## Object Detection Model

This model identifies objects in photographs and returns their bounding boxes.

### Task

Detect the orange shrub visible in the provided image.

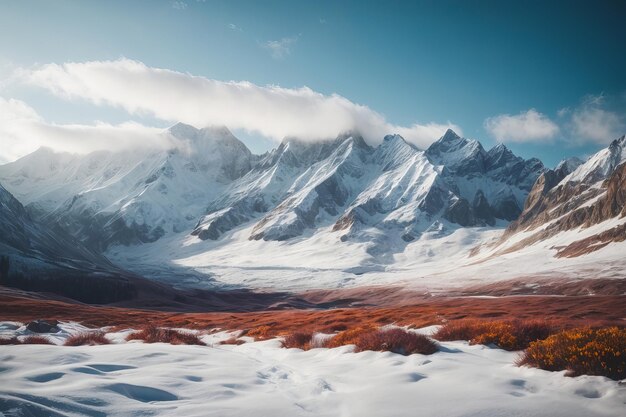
[64,332,110,346]
[282,332,313,350]
[126,325,205,346]
[324,326,376,348]
[22,335,54,345]
[432,320,491,342]
[353,328,438,355]
[518,327,626,380]
[434,319,557,351]
[247,325,274,340]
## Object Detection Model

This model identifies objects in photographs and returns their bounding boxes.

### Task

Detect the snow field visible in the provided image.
[0,322,624,417]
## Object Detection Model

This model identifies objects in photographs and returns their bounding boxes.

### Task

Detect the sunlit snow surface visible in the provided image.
[0,322,623,417]
[107,215,626,291]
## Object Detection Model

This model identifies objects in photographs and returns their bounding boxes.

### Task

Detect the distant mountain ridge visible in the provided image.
[0,125,545,252]
[2,123,625,294]
[0,124,257,250]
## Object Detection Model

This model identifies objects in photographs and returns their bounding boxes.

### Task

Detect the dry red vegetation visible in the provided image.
[21,335,54,345]
[324,326,376,348]
[353,328,438,355]
[433,319,491,341]
[280,326,438,355]
[433,319,558,350]
[518,327,626,380]
[280,327,438,355]
[0,292,623,341]
[282,332,313,349]
[0,336,20,345]
[64,332,111,346]
[246,325,273,340]
[126,325,206,346]
[0,336,54,345]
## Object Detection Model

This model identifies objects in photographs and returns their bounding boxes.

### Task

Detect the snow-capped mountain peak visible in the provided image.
[0,123,258,249]
[440,128,462,142]
[428,129,483,159]
[555,156,584,176]
[486,143,513,163]
[426,130,487,176]
[562,135,626,185]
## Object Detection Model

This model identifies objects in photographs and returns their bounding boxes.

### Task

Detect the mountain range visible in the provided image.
[0,124,624,297]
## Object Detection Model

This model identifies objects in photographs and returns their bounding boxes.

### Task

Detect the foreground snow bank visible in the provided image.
[0,324,624,416]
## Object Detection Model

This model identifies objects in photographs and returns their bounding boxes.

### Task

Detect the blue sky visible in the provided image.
[1,0,625,166]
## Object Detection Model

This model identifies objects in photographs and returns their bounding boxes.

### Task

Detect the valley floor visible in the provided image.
[1,323,624,417]
[106,219,626,292]
[1,288,624,330]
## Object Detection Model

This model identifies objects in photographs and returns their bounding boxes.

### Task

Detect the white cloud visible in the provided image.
[556,107,570,118]
[171,1,187,10]
[0,97,167,164]
[263,37,298,59]
[569,95,624,144]
[228,23,242,32]
[16,58,461,149]
[484,109,559,143]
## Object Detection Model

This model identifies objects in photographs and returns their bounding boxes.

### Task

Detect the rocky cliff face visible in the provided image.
[495,135,626,257]
[426,129,545,225]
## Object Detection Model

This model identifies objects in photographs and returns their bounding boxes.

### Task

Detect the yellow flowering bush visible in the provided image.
[518,327,626,380]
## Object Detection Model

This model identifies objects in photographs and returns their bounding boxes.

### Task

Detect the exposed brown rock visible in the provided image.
[593,160,626,221]
[555,222,626,258]
[333,210,356,232]
[491,162,626,257]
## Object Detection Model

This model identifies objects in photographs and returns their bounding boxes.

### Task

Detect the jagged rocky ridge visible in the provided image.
[0,124,545,250]
[495,135,626,257]
[192,128,545,243]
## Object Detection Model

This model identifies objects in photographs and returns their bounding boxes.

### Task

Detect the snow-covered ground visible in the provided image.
[1,322,624,417]
[107,215,626,292]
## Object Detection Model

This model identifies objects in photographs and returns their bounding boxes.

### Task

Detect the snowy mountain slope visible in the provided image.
[563,135,626,184]
[333,135,453,247]
[191,135,361,241]
[483,135,626,260]
[9,123,603,292]
[1,125,543,251]
[193,129,544,247]
[0,183,142,302]
[426,129,545,222]
[250,135,372,241]
[0,183,109,268]
[104,130,557,290]
[0,124,255,250]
